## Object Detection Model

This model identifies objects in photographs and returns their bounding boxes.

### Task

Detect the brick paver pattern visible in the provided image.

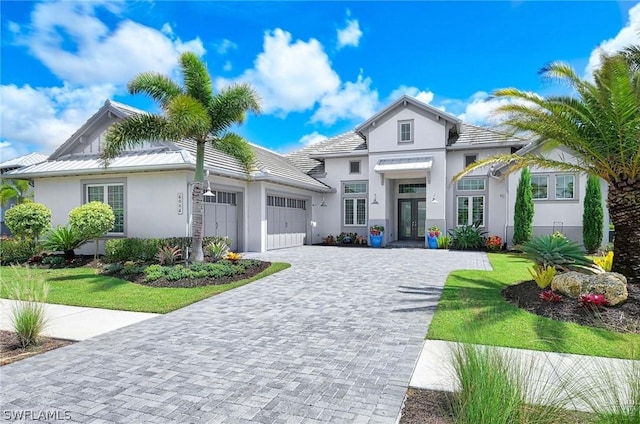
[1,246,491,423]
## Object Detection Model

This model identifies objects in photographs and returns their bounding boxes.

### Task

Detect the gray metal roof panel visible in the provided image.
[0,152,49,170]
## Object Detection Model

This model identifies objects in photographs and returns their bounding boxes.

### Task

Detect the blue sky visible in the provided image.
[1,1,639,160]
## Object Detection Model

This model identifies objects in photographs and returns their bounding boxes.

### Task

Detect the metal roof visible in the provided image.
[0,152,48,170]
[374,156,433,173]
[5,149,194,178]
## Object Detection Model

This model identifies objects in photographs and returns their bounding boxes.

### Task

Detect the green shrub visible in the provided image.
[103,263,124,274]
[523,235,596,273]
[528,265,557,289]
[583,175,604,253]
[105,237,231,263]
[43,225,86,259]
[155,245,182,265]
[449,223,487,250]
[206,240,229,262]
[5,266,50,348]
[0,238,39,265]
[513,167,534,245]
[41,256,64,267]
[437,235,452,249]
[69,202,115,259]
[4,202,51,240]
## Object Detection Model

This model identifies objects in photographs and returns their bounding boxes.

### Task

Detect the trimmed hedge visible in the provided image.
[105,237,231,263]
[0,238,39,265]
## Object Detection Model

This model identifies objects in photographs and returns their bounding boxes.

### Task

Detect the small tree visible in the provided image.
[583,174,604,253]
[513,167,534,245]
[69,202,115,259]
[4,202,51,241]
[0,179,33,206]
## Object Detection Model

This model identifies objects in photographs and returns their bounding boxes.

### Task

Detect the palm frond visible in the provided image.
[211,132,256,174]
[208,83,262,135]
[180,52,214,108]
[452,153,593,183]
[101,114,174,164]
[127,72,183,108]
[165,94,211,140]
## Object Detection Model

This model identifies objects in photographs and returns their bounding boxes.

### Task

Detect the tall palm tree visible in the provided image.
[454,48,640,284]
[102,52,261,262]
[0,179,33,206]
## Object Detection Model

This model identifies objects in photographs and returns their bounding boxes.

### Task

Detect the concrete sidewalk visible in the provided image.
[410,340,638,411]
[0,299,159,341]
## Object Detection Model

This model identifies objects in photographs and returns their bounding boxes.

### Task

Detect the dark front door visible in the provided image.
[398,199,426,240]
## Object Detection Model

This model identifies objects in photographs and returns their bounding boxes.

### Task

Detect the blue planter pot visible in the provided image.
[369,233,383,248]
[427,235,438,249]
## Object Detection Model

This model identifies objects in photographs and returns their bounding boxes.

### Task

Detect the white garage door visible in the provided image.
[267,195,307,250]
[204,190,238,250]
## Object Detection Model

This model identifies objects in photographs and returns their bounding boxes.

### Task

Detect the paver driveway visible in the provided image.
[1,246,490,423]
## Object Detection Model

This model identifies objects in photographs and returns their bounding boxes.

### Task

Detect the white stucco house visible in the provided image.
[6,95,609,253]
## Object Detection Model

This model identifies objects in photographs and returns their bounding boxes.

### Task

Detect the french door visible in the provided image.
[398,199,426,240]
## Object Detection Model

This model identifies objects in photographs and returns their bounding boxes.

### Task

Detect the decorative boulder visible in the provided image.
[551,271,628,306]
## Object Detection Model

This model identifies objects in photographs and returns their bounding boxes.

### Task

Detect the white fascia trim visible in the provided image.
[8,163,195,179]
[447,141,528,151]
[308,151,368,160]
[251,174,334,193]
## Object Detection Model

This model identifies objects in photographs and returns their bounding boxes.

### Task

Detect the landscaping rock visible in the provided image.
[551,271,628,306]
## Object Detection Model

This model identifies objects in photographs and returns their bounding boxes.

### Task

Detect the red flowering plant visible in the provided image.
[485,235,502,252]
[428,227,441,238]
[539,290,563,303]
[578,293,609,311]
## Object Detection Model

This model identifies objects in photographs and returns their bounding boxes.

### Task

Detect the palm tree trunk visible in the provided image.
[190,141,206,263]
[608,178,640,285]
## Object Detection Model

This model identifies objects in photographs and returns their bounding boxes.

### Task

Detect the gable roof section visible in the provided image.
[450,123,529,148]
[355,95,461,134]
[285,131,367,175]
[252,145,331,191]
[49,100,146,160]
[0,152,48,171]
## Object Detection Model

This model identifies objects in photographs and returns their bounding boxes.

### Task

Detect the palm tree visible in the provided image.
[0,179,33,206]
[454,48,640,284]
[102,52,261,262]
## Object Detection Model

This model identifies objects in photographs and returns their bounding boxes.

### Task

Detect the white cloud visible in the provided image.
[8,21,20,34]
[337,19,362,49]
[388,85,435,105]
[457,90,534,125]
[223,60,232,71]
[299,131,328,146]
[161,22,173,36]
[21,1,205,86]
[218,29,340,115]
[585,3,640,77]
[311,73,379,125]
[216,39,238,55]
[0,83,116,155]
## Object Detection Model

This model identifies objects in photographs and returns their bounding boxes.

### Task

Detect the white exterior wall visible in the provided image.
[315,156,368,240]
[245,182,266,252]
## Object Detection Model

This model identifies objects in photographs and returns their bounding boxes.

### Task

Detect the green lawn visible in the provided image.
[428,253,640,360]
[0,262,290,314]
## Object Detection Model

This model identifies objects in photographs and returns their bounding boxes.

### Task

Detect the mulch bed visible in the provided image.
[502,279,640,334]
[399,389,455,424]
[0,330,74,366]
[118,260,272,288]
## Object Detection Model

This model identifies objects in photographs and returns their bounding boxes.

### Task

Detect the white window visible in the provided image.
[457,178,485,191]
[344,183,367,194]
[398,120,413,143]
[86,183,125,234]
[344,198,367,226]
[531,175,549,199]
[457,196,485,226]
[464,154,477,168]
[349,161,361,174]
[555,174,575,199]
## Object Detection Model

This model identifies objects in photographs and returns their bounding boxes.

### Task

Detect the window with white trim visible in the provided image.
[457,178,486,191]
[349,161,361,174]
[344,198,367,226]
[555,174,575,199]
[456,196,485,226]
[398,120,413,143]
[531,175,549,199]
[85,183,125,234]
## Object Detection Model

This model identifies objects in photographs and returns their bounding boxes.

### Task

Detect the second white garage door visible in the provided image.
[267,195,307,250]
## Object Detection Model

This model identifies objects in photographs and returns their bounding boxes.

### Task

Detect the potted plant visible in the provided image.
[369,225,384,248]
[427,226,440,249]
